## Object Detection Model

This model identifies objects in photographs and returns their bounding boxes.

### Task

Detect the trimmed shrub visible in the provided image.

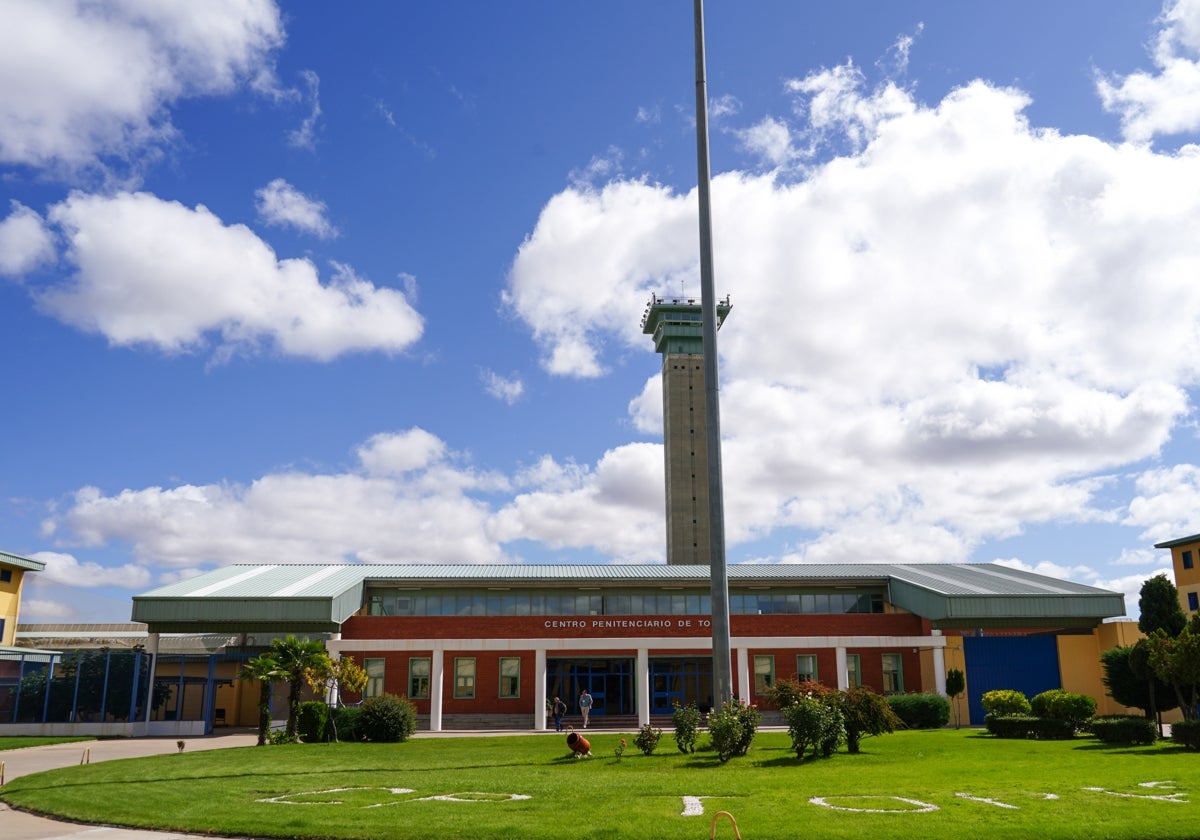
[981,689,1031,717]
[359,693,417,743]
[986,714,1075,740]
[707,699,760,762]
[887,692,950,729]
[784,696,843,759]
[331,705,364,741]
[633,723,662,755]
[1030,689,1097,729]
[672,702,702,754]
[297,701,329,742]
[1090,715,1157,746]
[1171,719,1200,751]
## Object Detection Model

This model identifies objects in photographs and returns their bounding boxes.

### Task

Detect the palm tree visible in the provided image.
[239,655,284,746]
[271,635,332,739]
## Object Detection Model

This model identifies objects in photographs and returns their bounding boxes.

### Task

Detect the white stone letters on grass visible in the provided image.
[257,780,1187,813]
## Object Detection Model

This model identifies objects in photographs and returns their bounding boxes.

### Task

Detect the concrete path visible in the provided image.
[1,733,258,840]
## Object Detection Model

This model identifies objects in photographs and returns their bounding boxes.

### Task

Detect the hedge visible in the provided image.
[1171,719,1200,751]
[887,693,950,729]
[1090,715,1157,746]
[332,705,364,741]
[985,714,1075,740]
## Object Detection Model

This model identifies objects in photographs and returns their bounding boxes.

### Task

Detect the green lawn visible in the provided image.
[0,736,94,751]
[1,729,1196,839]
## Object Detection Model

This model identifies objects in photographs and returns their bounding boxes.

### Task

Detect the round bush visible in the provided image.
[784,696,843,759]
[981,689,1031,717]
[1030,689,1096,728]
[359,693,417,742]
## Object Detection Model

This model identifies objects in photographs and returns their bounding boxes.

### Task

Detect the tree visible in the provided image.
[1147,625,1200,722]
[945,668,966,729]
[1138,574,1187,638]
[239,655,284,746]
[1100,644,1178,717]
[837,687,900,753]
[270,636,332,740]
[321,656,368,742]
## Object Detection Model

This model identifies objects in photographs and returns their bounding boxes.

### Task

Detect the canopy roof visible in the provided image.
[0,549,45,572]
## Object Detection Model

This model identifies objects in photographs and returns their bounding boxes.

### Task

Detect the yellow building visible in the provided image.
[1153,534,1200,617]
[0,550,44,646]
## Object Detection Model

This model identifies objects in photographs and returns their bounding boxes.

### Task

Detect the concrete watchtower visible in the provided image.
[641,294,732,565]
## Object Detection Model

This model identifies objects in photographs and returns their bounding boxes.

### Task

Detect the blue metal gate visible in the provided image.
[963,636,1060,725]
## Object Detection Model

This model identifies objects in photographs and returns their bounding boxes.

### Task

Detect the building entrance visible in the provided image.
[545,657,635,718]
[649,657,713,714]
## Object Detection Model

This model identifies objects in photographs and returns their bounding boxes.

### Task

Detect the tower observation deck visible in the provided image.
[641,294,732,565]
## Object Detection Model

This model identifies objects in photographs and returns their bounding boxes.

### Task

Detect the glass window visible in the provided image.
[753,655,775,695]
[408,657,430,699]
[846,654,861,688]
[882,653,903,694]
[796,654,817,683]
[1184,550,1195,570]
[454,657,476,699]
[1188,592,1198,612]
[364,658,385,698]
[499,657,520,698]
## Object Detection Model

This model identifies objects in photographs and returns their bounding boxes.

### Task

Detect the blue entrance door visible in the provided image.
[963,636,1060,725]
[649,657,713,714]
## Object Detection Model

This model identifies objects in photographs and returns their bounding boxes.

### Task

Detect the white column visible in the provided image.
[430,648,444,733]
[637,648,650,727]
[142,632,159,736]
[933,644,947,695]
[534,648,547,730]
[735,647,750,705]
[835,646,848,691]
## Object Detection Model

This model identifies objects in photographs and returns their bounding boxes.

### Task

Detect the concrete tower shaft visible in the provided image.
[641,294,731,565]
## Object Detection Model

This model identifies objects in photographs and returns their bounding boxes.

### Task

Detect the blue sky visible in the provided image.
[3,0,1200,623]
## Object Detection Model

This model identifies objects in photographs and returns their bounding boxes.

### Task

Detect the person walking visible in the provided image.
[552,696,566,731]
[579,688,593,728]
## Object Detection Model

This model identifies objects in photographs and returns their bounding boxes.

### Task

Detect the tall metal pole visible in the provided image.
[693,0,733,707]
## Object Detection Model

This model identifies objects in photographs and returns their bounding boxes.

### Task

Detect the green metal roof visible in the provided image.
[131,562,1126,634]
[0,549,46,572]
[1153,534,1200,549]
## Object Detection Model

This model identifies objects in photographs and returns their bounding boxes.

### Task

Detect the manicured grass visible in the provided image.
[0,736,94,751]
[1,729,1196,839]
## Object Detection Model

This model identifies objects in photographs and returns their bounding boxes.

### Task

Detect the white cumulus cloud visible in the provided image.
[504,70,1200,562]
[35,191,423,361]
[255,178,338,239]
[0,0,284,170]
[1098,0,1200,143]
[0,201,55,275]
